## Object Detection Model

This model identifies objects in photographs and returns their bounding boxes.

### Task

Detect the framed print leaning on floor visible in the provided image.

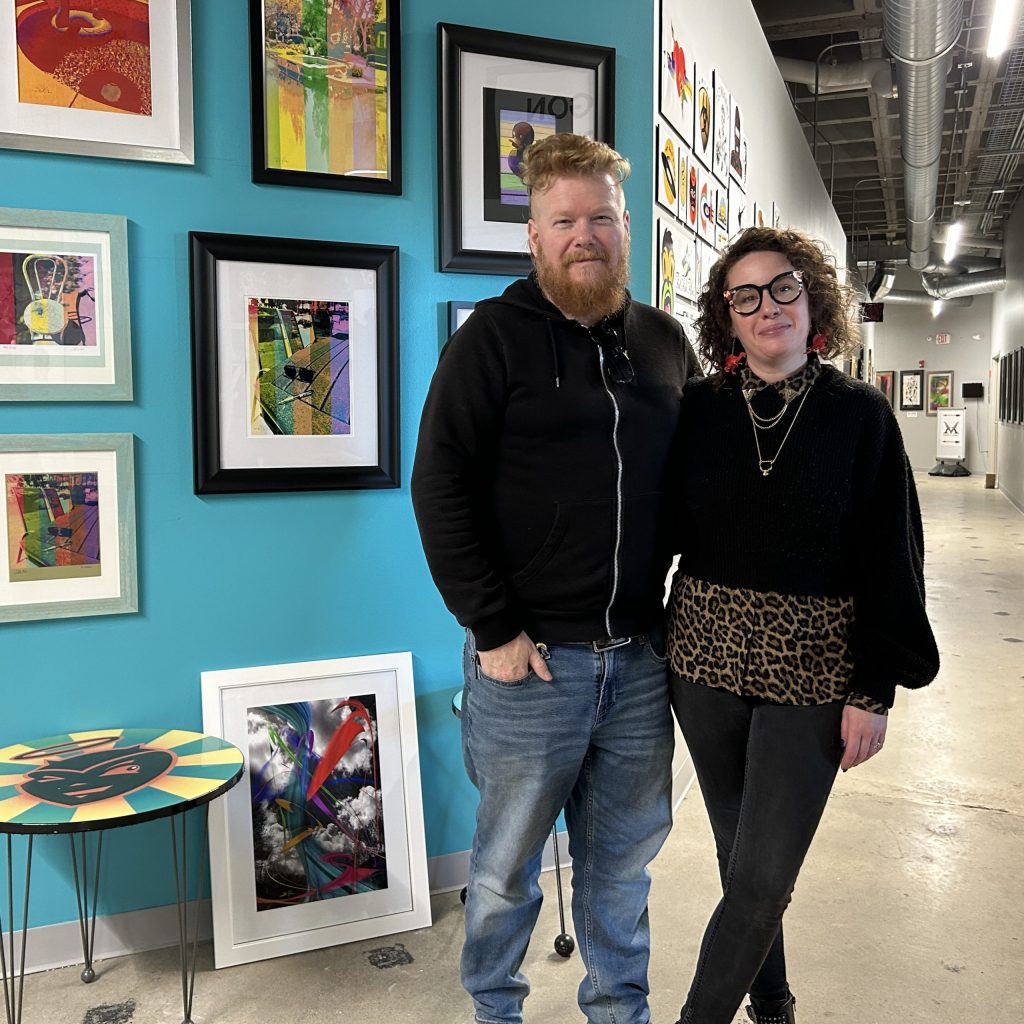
[0,433,137,623]
[0,207,132,401]
[201,651,431,968]
[189,232,399,494]
[1,0,193,164]
[249,0,402,193]
[438,23,615,274]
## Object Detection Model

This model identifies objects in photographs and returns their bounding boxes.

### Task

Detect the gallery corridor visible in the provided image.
[21,474,1024,1024]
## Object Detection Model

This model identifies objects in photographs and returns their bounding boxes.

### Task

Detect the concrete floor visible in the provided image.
[22,474,1024,1023]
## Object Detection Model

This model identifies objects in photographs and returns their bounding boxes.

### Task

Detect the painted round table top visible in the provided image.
[0,728,244,834]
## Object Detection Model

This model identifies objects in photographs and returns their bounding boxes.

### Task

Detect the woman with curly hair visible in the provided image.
[667,227,939,1024]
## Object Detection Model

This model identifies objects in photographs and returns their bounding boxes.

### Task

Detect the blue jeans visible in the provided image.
[670,676,844,1024]
[460,630,674,1024]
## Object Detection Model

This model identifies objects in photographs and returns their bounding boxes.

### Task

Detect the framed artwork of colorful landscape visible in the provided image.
[1,433,138,623]
[1,0,194,164]
[189,231,399,494]
[0,207,133,401]
[249,0,402,193]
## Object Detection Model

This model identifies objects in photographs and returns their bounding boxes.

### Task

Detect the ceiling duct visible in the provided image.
[921,268,1007,298]
[883,0,964,271]
[867,260,897,299]
[775,57,896,98]
[881,289,973,306]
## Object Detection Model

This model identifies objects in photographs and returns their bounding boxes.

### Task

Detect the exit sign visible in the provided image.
[936,332,951,345]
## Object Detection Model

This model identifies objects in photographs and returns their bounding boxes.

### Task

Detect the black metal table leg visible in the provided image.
[169,807,209,1024]
[0,834,33,1024]
[68,832,103,983]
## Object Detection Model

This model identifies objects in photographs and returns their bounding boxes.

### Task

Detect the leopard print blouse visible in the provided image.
[668,574,888,715]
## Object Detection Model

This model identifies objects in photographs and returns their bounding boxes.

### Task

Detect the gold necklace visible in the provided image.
[744,381,814,476]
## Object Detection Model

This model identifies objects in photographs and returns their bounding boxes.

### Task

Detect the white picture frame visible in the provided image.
[201,652,431,969]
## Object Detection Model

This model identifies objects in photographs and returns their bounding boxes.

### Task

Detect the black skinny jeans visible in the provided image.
[670,676,844,1024]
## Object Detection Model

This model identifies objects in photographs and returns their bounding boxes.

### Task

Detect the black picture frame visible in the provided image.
[999,354,1008,421]
[190,232,399,494]
[248,0,402,194]
[899,369,925,412]
[438,23,615,275]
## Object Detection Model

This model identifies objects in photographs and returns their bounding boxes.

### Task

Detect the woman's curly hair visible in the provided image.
[694,227,859,373]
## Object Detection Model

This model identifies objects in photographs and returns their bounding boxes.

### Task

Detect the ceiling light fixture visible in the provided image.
[987,0,1022,58]
[943,222,963,264]
[932,300,944,318]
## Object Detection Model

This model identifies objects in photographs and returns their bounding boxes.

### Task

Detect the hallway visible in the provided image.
[19,475,1024,1023]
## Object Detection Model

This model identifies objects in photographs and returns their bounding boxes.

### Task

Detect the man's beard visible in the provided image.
[534,238,630,323]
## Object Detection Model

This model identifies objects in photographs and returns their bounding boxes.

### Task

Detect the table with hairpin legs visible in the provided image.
[0,728,244,1024]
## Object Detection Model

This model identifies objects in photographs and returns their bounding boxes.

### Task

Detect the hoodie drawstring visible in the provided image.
[548,322,561,389]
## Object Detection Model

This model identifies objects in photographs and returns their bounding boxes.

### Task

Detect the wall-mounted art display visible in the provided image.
[729,95,744,183]
[657,219,677,316]
[728,178,746,240]
[1,0,193,164]
[772,202,783,228]
[438,23,614,275]
[900,369,924,412]
[683,149,698,232]
[674,230,697,304]
[875,370,895,408]
[655,124,681,217]
[0,432,137,623]
[201,651,431,968]
[189,232,399,494]
[0,207,132,401]
[697,163,715,244]
[999,354,1008,421]
[658,0,693,148]
[926,370,953,416]
[447,301,476,338]
[1012,348,1022,423]
[248,0,401,194]
[693,63,712,170]
[712,70,730,186]
[752,201,768,229]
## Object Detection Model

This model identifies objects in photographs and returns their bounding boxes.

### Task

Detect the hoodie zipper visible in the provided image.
[593,335,624,637]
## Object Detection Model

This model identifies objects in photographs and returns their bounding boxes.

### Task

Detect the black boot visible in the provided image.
[745,993,796,1024]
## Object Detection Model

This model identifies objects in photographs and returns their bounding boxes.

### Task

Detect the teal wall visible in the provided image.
[0,0,654,928]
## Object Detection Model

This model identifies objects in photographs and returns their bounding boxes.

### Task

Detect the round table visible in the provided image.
[0,727,243,1024]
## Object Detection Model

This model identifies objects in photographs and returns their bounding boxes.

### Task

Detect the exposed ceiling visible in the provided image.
[752,0,1024,269]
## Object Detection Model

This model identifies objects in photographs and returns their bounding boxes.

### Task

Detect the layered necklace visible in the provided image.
[739,359,818,477]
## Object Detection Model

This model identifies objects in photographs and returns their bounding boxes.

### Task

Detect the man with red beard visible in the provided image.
[412,134,700,1024]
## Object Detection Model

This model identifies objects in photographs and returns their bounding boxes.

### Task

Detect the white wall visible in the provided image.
[871,268,994,474]
[992,196,1024,510]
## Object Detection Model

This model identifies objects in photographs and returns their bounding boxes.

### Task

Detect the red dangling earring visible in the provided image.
[724,350,746,373]
[808,330,827,354]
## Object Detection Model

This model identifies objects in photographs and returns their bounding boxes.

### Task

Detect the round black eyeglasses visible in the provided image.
[723,270,805,316]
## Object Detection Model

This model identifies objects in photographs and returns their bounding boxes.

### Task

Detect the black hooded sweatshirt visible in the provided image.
[412,274,701,651]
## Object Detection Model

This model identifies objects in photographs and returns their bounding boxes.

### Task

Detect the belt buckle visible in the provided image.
[592,636,632,652]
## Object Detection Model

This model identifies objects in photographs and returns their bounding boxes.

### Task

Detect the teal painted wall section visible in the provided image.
[0,0,653,928]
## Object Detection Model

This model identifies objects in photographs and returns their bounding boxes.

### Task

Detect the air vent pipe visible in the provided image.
[921,268,1006,298]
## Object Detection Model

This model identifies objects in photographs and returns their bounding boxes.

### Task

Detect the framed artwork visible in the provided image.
[655,124,681,218]
[693,63,713,170]
[658,0,693,148]
[752,201,769,230]
[875,369,895,408]
[447,300,476,338]
[189,232,399,495]
[696,163,713,243]
[1,0,193,164]
[656,219,676,315]
[712,69,730,185]
[438,23,615,275]
[772,201,783,228]
[999,354,1008,421]
[248,0,401,194]
[1,432,137,623]
[729,96,744,183]
[1009,350,1017,423]
[0,207,132,401]
[715,185,728,233]
[674,227,697,304]
[728,178,747,240]
[1014,348,1022,423]
[926,370,953,415]
[900,369,924,412]
[201,651,431,968]
[683,149,698,232]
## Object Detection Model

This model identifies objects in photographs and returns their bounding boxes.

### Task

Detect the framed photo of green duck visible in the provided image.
[249,0,402,194]
[189,231,399,495]
[899,369,924,412]
[438,23,615,275]
[1,1,194,164]
[0,207,133,401]
[0,432,137,623]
